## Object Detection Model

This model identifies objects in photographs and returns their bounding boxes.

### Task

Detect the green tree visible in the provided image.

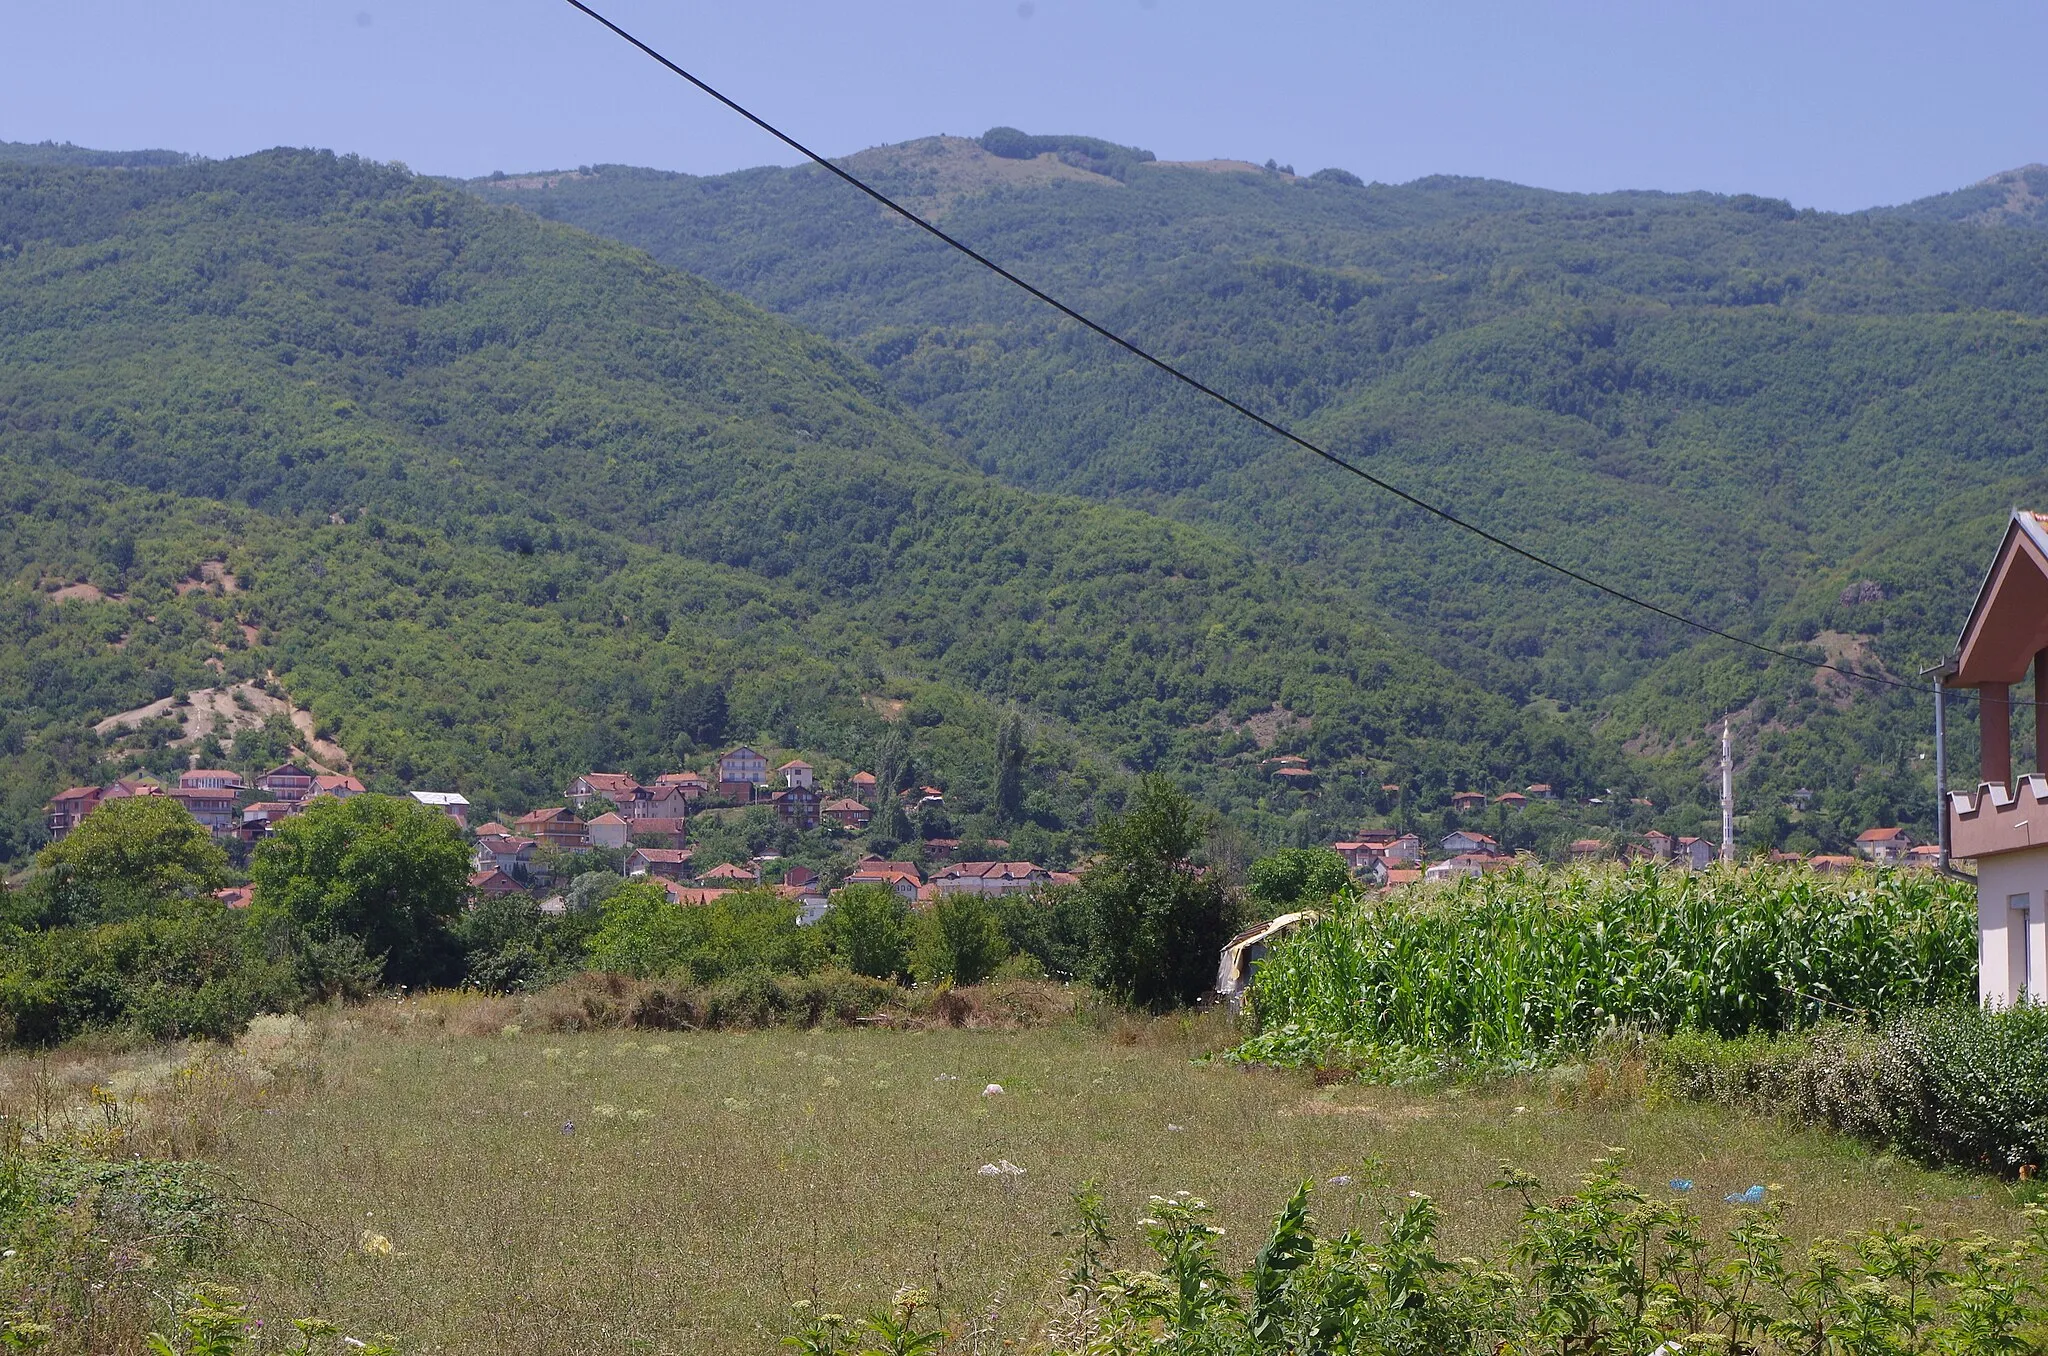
[1083,776,1239,1009]
[33,795,229,923]
[821,882,911,979]
[585,879,694,978]
[1246,847,1351,911]
[992,713,1026,824]
[249,793,470,988]
[911,892,1009,986]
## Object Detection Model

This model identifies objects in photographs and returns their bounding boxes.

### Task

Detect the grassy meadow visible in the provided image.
[26,992,2033,1354]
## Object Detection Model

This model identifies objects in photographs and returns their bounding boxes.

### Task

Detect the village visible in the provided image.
[42,738,1941,923]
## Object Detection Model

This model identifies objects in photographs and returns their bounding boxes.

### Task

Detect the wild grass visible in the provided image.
[0,990,2012,1353]
[1244,864,1975,1071]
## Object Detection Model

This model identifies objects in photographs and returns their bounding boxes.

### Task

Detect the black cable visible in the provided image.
[562,0,1981,705]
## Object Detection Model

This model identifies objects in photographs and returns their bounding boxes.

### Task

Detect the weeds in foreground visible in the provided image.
[1022,1154,2048,1354]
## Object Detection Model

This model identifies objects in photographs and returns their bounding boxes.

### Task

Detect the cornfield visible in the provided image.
[1243,864,1976,1068]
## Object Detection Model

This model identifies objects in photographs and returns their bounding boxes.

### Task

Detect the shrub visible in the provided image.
[1664,1005,2048,1172]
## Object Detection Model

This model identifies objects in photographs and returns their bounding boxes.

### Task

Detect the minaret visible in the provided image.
[1720,719,1735,865]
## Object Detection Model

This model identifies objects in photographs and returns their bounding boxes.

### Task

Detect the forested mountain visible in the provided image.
[0,150,1612,862]
[1883,165,2048,229]
[468,134,2048,843]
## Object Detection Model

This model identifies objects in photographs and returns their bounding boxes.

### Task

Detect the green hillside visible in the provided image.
[1881,165,2048,229]
[468,135,2048,837]
[0,150,1620,861]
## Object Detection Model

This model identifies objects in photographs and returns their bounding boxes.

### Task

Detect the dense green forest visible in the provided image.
[0,149,1628,863]
[470,133,2048,844]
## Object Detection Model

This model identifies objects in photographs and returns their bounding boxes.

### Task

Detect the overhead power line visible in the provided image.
[561,0,1984,707]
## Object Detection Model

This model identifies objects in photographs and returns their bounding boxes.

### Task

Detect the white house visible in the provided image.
[1942,510,2048,1007]
[409,790,471,828]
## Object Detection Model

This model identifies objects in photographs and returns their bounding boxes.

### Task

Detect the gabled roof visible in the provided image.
[934,861,1048,881]
[473,821,510,837]
[469,868,523,894]
[699,862,757,881]
[587,812,628,827]
[717,746,764,761]
[515,806,579,825]
[574,772,641,794]
[627,847,695,864]
[1856,826,1909,842]
[654,770,708,785]
[662,883,732,906]
[409,790,470,807]
[821,797,870,812]
[49,785,100,803]
[777,759,813,771]
[849,771,878,785]
[1950,509,2048,686]
[258,763,311,779]
[313,774,365,794]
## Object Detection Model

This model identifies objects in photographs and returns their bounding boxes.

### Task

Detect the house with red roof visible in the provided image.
[931,861,1052,898]
[310,774,365,801]
[821,797,872,829]
[469,869,525,900]
[169,786,238,835]
[847,771,879,804]
[844,859,922,900]
[715,747,769,801]
[1449,791,1487,812]
[586,812,632,851]
[624,847,695,881]
[255,764,315,803]
[1854,826,1913,865]
[45,786,102,839]
[699,861,759,885]
[629,817,689,850]
[179,769,246,792]
[770,785,821,829]
[238,801,298,841]
[652,770,708,803]
[513,807,588,851]
[567,773,642,810]
[1439,829,1501,857]
[473,834,538,880]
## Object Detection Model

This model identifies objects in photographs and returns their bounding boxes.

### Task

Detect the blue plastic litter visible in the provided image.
[1725,1184,1766,1204]
[1668,1179,1694,1192]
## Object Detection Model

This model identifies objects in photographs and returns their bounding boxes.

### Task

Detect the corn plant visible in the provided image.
[1241,864,1976,1070]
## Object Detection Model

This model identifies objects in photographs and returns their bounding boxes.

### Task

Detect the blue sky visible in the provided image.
[5,1,2043,211]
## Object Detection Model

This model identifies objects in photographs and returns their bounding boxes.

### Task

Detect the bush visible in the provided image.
[1659,1005,2048,1172]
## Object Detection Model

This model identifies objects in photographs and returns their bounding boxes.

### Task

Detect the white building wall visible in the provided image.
[1976,846,2048,1006]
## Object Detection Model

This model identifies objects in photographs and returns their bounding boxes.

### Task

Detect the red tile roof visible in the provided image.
[576,772,642,794]
[1856,826,1908,843]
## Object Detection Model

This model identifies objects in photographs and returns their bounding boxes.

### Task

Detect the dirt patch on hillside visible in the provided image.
[863,694,909,722]
[1812,631,1890,709]
[94,680,351,771]
[48,581,116,603]
[174,560,239,595]
[837,136,1122,217]
[1204,703,1300,750]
